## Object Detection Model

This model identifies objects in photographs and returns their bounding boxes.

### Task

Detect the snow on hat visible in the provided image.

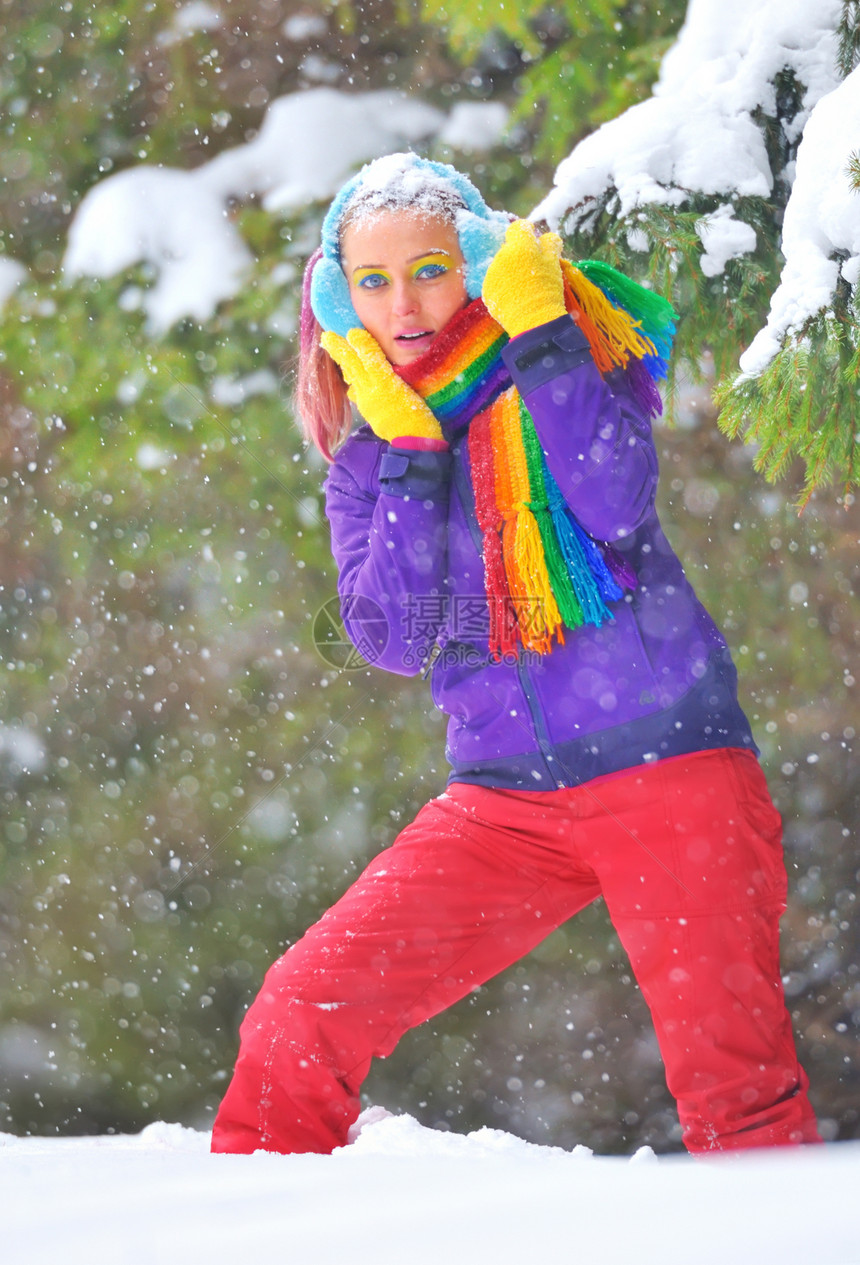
[309,152,510,335]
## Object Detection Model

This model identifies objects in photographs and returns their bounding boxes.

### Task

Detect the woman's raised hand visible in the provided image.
[482,220,567,338]
[320,328,444,444]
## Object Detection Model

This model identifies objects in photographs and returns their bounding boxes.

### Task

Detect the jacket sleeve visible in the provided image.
[501,314,658,542]
[324,431,452,676]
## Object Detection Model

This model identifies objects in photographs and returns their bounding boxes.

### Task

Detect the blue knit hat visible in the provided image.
[309,153,511,336]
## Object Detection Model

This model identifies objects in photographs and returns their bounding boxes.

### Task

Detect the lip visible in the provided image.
[396,328,434,341]
[394,329,435,352]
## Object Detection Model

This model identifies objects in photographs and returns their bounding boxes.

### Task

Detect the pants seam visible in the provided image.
[614,892,788,921]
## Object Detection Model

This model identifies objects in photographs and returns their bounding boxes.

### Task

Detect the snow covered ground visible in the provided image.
[4,1113,859,1265]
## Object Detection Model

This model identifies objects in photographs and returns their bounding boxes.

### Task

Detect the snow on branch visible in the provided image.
[63,166,255,334]
[740,65,860,376]
[0,256,27,310]
[536,0,841,223]
[63,88,506,334]
[533,0,849,376]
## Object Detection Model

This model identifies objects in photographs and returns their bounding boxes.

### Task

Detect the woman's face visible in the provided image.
[340,210,469,365]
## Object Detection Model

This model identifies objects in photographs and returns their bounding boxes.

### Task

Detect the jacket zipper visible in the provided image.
[515,656,566,788]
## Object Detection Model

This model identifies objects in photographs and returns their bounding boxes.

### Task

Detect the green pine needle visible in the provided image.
[715,310,860,508]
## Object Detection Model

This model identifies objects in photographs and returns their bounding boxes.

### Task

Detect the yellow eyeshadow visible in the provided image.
[410,253,451,277]
[353,266,391,285]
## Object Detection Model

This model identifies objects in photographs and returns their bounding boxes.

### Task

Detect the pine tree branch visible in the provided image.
[838,0,860,77]
[715,310,860,508]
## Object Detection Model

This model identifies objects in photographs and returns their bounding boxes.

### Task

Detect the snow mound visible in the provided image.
[344,1107,596,1161]
[3,1115,860,1265]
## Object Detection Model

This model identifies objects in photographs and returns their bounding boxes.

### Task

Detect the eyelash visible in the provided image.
[414,262,448,280]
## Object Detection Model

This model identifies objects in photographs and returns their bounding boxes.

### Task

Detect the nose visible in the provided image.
[390,277,419,317]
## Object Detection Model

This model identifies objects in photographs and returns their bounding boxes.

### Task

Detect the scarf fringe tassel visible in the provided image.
[562,259,676,417]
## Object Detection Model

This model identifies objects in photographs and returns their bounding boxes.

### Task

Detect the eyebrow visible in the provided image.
[351,249,453,271]
[409,249,452,262]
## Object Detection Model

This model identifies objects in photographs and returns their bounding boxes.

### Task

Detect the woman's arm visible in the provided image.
[502,314,658,543]
[324,431,452,676]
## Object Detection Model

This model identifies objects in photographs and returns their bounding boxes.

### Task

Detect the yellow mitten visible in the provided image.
[321,328,444,444]
[482,220,567,338]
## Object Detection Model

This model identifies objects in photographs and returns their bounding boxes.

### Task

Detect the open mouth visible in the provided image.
[396,329,433,342]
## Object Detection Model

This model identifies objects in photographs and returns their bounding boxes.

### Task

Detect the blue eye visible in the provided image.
[415,263,447,280]
[356,271,389,289]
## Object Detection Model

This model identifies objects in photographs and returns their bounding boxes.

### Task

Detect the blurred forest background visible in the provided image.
[0,0,857,1153]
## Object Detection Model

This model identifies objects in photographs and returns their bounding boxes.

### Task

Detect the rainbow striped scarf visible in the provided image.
[396,260,676,659]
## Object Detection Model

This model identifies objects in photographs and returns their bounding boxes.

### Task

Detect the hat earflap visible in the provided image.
[310,254,361,336]
[456,209,510,299]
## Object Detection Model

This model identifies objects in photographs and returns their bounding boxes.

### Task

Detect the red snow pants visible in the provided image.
[210,748,819,1155]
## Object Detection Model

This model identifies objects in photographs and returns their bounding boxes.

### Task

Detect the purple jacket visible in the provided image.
[324,314,756,790]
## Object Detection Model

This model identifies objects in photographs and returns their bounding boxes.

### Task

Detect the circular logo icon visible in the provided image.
[312,595,389,670]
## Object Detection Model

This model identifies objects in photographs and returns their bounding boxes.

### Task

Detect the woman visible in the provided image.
[211,153,819,1156]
